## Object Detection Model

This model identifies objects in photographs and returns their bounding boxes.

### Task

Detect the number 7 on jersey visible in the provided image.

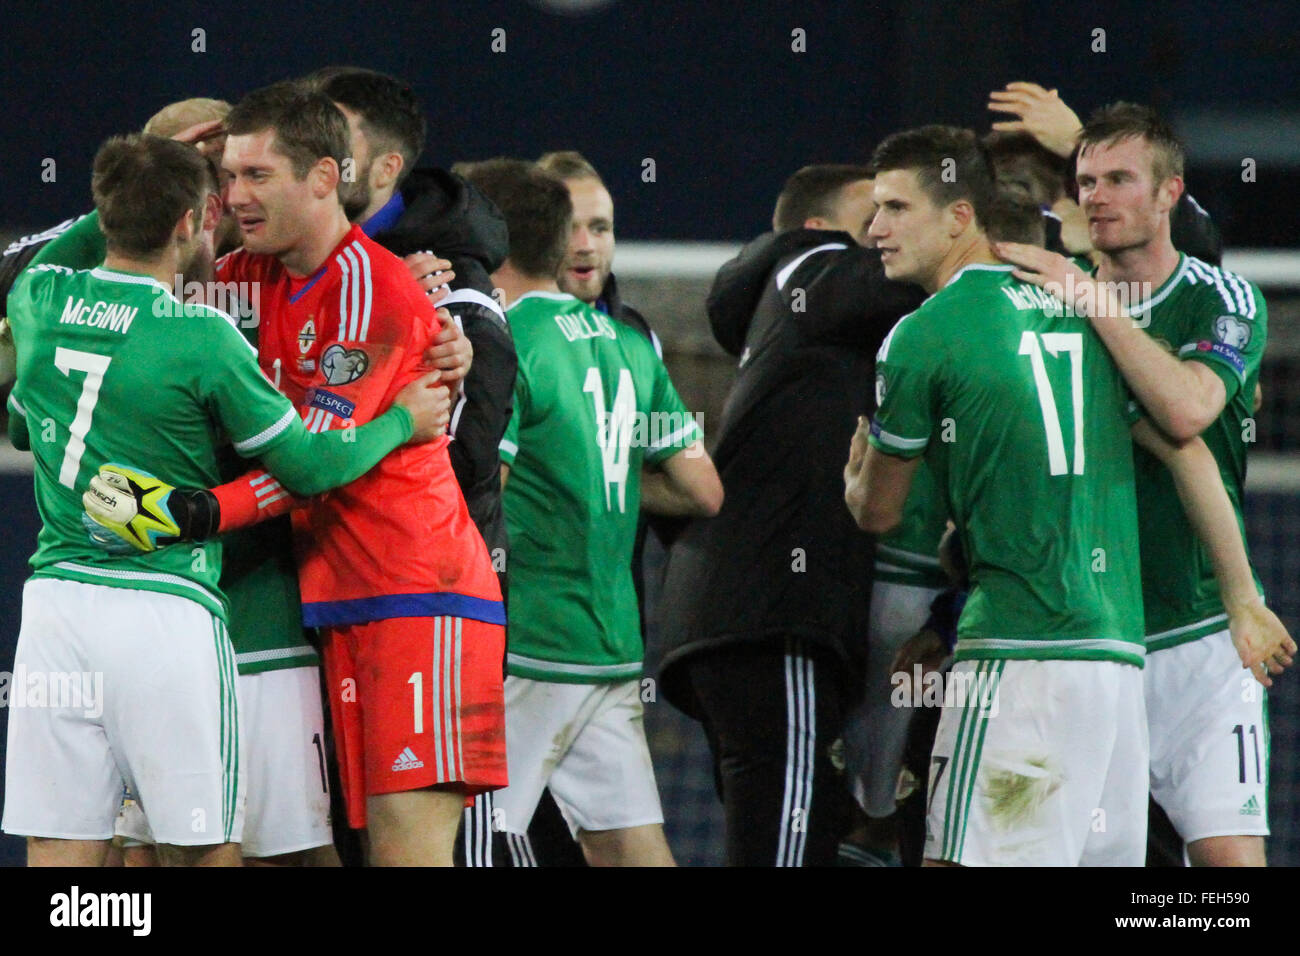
[53,346,112,488]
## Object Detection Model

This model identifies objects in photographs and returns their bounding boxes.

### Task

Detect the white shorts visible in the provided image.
[843,581,942,817]
[1146,629,1269,843]
[115,666,332,857]
[924,658,1148,866]
[492,676,664,836]
[2,578,244,846]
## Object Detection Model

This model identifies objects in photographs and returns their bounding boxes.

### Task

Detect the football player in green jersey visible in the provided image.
[842,125,1288,866]
[463,159,722,866]
[1,134,448,867]
[995,103,1295,866]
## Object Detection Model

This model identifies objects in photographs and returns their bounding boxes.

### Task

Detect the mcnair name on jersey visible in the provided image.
[59,296,138,335]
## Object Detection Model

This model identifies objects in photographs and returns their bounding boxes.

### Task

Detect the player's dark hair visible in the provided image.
[1078,101,1185,185]
[225,81,350,181]
[536,150,605,186]
[305,66,427,186]
[870,125,996,227]
[981,131,1069,207]
[92,134,210,258]
[983,191,1047,247]
[461,159,572,279]
[772,164,875,233]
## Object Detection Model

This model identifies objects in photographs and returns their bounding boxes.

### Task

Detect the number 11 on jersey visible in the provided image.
[1020,331,1084,476]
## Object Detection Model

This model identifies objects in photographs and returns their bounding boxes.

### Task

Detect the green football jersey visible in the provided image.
[500,291,701,682]
[870,264,1145,666]
[1122,255,1266,651]
[874,459,949,590]
[22,211,317,673]
[8,262,299,619]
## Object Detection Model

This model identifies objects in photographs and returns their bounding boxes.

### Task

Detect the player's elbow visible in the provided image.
[668,444,723,517]
[691,475,724,517]
[1162,406,1213,444]
[846,484,899,535]
[859,505,902,536]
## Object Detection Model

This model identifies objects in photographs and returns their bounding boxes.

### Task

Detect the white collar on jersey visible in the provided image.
[943,263,1015,288]
[513,290,577,304]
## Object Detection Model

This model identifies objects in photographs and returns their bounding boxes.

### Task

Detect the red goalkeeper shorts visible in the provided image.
[321,614,508,829]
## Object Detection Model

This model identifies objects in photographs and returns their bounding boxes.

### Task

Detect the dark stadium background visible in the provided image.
[1,0,1297,866]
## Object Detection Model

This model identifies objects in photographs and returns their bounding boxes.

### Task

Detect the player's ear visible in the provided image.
[1157,175,1184,215]
[313,156,341,199]
[949,199,974,236]
[174,206,198,244]
[202,193,224,234]
[376,150,405,191]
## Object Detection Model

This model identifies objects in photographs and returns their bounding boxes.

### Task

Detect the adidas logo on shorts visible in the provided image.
[392,747,425,772]
[1239,795,1262,816]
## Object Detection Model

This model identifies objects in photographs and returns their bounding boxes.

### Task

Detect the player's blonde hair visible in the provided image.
[142,98,232,139]
[537,150,604,185]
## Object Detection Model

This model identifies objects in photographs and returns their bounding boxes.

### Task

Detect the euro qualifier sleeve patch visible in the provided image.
[1213,314,1252,349]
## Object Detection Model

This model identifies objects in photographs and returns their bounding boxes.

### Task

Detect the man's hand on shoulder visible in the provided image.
[403,251,455,306]
[424,311,472,393]
[395,371,452,443]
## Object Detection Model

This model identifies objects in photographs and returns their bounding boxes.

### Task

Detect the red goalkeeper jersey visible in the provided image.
[216,225,504,628]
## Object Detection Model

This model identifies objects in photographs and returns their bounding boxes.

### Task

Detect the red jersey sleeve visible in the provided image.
[213,468,301,532]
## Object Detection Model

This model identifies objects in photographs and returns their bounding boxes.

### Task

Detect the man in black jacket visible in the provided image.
[657,165,924,865]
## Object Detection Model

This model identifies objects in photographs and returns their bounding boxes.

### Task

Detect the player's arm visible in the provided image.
[29,211,107,271]
[987,81,1083,158]
[995,242,1228,441]
[638,352,722,516]
[847,315,935,534]
[6,391,30,451]
[1131,419,1295,684]
[844,415,923,534]
[83,327,449,552]
[249,376,444,495]
[640,442,723,517]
